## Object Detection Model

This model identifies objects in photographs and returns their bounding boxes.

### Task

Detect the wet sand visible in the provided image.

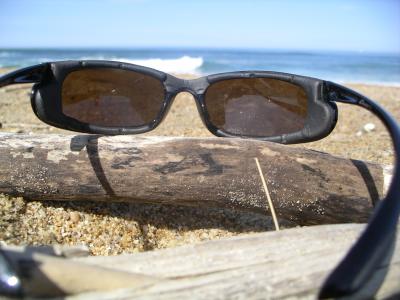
[1,68,399,255]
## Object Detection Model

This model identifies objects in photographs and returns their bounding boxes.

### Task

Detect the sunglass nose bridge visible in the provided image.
[164,75,209,96]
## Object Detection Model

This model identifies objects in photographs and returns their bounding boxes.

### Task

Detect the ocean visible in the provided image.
[0,48,399,85]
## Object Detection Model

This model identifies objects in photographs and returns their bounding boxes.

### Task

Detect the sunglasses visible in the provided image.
[1,60,336,142]
[0,60,399,299]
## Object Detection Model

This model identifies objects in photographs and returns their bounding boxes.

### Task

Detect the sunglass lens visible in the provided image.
[61,68,165,127]
[204,78,308,137]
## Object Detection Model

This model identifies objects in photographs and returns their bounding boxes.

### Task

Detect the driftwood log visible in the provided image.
[0,133,392,226]
[2,223,400,299]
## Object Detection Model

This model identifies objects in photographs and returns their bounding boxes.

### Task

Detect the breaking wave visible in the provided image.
[114,56,203,74]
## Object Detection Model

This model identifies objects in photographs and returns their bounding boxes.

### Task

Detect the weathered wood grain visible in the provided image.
[3,224,399,299]
[0,133,389,226]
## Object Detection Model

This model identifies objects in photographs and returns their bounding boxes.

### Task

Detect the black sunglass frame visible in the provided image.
[1,60,337,144]
[0,61,399,299]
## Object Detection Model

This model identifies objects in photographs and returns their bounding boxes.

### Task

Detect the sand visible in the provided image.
[0,68,399,255]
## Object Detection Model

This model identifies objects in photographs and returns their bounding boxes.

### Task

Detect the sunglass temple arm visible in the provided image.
[0,64,49,297]
[0,63,48,88]
[319,82,400,299]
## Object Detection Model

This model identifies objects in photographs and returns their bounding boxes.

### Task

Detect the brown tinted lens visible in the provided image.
[204,78,308,137]
[62,68,165,127]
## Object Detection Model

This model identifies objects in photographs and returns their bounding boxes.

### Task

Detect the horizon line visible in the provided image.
[0,46,399,55]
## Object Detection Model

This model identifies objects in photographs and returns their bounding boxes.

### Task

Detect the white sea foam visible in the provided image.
[76,55,203,74]
[0,51,19,58]
[0,52,11,58]
[337,80,400,87]
[115,56,203,74]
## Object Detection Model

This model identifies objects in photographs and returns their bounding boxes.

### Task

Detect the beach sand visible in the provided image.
[1,69,399,255]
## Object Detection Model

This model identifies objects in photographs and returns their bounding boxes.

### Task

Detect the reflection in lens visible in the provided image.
[62,68,165,127]
[204,78,308,137]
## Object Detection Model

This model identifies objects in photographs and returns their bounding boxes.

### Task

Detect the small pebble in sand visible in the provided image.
[363,123,376,133]
[142,225,149,234]
[70,212,80,223]
[356,131,363,137]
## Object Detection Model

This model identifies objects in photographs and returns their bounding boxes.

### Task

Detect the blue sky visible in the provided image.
[0,0,399,53]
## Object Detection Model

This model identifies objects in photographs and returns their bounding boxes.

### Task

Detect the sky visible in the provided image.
[0,0,399,53]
